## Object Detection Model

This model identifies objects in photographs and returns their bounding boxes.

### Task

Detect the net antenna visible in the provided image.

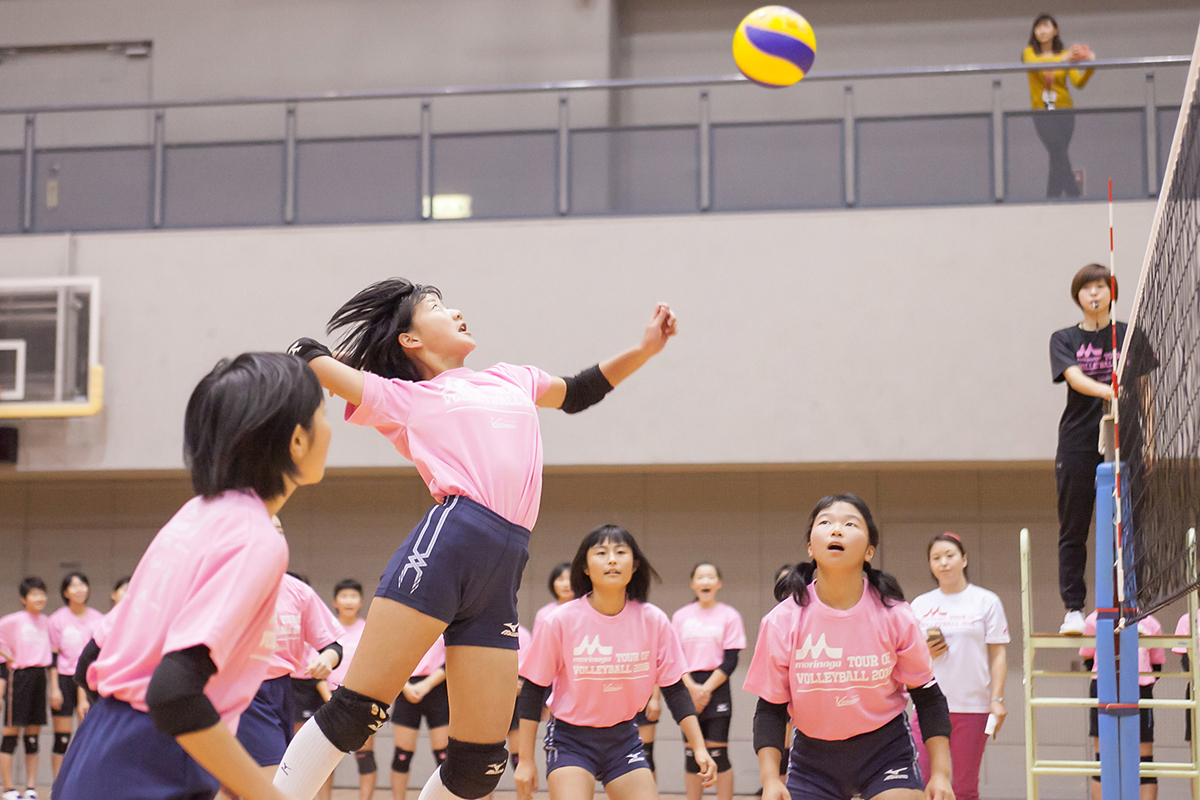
[1115,20,1200,623]
[1107,178,1128,628]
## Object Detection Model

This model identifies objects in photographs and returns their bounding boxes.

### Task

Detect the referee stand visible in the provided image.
[1019,490,1200,799]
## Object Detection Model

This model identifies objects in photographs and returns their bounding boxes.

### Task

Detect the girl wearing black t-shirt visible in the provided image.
[1048,263,1120,635]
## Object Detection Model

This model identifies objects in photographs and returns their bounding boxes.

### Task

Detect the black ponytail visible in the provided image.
[326,278,441,381]
[780,493,907,608]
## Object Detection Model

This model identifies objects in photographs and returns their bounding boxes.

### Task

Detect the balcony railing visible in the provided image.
[0,55,1188,233]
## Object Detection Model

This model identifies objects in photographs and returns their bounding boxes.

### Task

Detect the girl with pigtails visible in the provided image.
[745,494,954,800]
[276,279,678,800]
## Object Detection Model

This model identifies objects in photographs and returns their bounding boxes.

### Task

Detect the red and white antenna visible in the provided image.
[1109,178,1127,624]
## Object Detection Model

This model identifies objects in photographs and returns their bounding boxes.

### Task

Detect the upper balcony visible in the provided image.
[0,53,1188,233]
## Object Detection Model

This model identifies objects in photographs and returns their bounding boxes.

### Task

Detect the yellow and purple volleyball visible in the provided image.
[732,6,817,88]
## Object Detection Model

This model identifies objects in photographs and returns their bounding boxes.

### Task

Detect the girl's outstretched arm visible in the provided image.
[537,303,679,410]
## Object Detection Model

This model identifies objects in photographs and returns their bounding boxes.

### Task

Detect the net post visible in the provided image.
[1095,462,1124,800]
[1190,529,1199,800]
[1145,72,1158,196]
[1020,528,1039,800]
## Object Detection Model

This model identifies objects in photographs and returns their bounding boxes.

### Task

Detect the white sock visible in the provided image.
[273,717,347,800]
[416,765,471,800]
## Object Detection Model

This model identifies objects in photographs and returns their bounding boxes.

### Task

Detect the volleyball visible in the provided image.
[732,6,817,88]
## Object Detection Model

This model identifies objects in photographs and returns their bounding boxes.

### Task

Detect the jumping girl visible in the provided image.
[52,351,331,800]
[389,637,448,800]
[672,563,746,800]
[513,525,716,800]
[277,279,677,800]
[47,572,104,780]
[534,564,575,635]
[744,494,954,800]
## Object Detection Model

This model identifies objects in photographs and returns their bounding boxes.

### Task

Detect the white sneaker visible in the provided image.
[1061,609,1087,635]
[22,789,36,800]
[3,790,21,800]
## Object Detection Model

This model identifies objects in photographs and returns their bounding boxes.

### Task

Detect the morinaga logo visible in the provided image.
[795,633,842,661]
[573,635,613,656]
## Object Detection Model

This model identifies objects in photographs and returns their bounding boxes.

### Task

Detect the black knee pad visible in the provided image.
[22,735,38,755]
[434,747,448,765]
[684,747,700,774]
[1141,754,1158,785]
[355,749,377,775]
[52,733,70,755]
[510,751,519,769]
[0,736,16,754]
[314,686,390,752]
[641,740,655,773]
[392,747,413,774]
[441,738,508,800]
[709,746,731,772]
[779,754,788,776]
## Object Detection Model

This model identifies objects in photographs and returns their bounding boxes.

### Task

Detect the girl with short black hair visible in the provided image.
[53,352,330,800]
[514,525,716,800]
[47,572,104,781]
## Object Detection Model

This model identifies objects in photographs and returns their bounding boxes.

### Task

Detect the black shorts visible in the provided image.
[391,678,450,730]
[692,672,733,722]
[5,667,48,727]
[1089,680,1154,742]
[52,673,79,718]
[785,713,923,800]
[291,677,325,724]
[376,496,530,650]
[634,705,655,727]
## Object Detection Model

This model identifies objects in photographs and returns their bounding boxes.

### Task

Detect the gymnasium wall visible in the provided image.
[0,466,1193,798]
[0,198,1160,472]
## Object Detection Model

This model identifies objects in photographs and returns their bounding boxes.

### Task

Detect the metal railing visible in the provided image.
[1020,527,1200,798]
[1,55,1189,233]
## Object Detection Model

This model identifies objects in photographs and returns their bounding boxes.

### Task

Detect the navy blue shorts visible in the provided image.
[52,696,220,800]
[236,675,295,767]
[376,496,530,650]
[545,717,649,785]
[785,713,924,800]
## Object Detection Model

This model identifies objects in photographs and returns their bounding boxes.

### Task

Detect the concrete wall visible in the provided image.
[0,466,1193,797]
[0,199,1160,472]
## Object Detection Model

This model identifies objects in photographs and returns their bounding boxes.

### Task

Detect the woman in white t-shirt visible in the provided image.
[909,532,1010,800]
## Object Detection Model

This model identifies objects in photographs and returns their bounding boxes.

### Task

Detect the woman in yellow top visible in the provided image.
[1021,14,1096,197]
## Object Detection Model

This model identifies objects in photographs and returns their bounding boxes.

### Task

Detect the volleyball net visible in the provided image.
[1116,25,1200,621]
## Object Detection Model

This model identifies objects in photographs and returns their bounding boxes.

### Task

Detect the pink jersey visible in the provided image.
[89,492,288,729]
[413,637,447,678]
[533,601,563,636]
[346,365,553,530]
[1080,611,1165,686]
[0,611,52,669]
[48,606,105,676]
[517,624,532,672]
[1174,612,1198,654]
[520,597,686,728]
[671,602,746,673]
[291,646,321,680]
[327,618,366,690]
[743,581,934,741]
[267,575,345,681]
